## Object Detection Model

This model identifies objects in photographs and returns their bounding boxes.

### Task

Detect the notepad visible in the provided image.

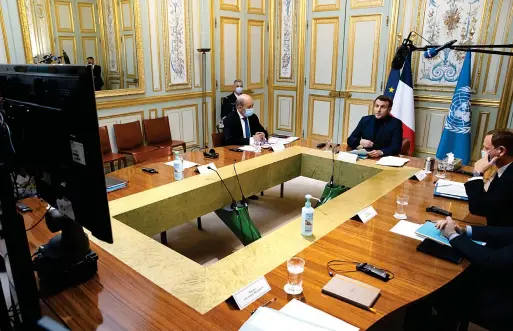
[389,220,424,241]
[434,179,468,201]
[239,307,334,331]
[375,156,410,167]
[415,222,485,247]
[280,299,359,331]
[321,274,380,311]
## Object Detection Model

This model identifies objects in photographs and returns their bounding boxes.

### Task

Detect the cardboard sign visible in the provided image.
[410,170,427,181]
[232,276,271,310]
[351,206,377,223]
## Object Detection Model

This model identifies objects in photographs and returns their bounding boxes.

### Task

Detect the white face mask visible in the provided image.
[235,87,243,95]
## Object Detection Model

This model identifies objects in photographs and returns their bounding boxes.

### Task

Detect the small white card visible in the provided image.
[197,163,217,175]
[356,206,377,223]
[412,170,427,181]
[338,152,358,164]
[272,144,286,152]
[232,276,271,310]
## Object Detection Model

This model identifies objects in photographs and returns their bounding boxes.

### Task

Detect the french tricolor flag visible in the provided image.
[384,52,415,155]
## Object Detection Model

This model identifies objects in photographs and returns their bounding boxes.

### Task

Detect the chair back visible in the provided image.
[401,138,411,156]
[143,117,172,145]
[113,121,144,151]
[212,132,225,147]
[132,146,173,165]
[98,126,112,155]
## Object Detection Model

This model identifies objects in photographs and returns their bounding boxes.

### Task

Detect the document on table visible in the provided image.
[267,136,300,145]
[434,179,468,200]
[375,156,410,167]
[389,220,424,241]
[280,299,359,331]
[239,307,335,331]
[164,159,199,170]
[238,145,256,152]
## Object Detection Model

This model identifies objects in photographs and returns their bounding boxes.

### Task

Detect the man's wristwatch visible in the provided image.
[472,170,484,177]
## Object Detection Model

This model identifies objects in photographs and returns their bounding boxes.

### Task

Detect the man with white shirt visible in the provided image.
[465,129,513,227]
[223,94,268,146]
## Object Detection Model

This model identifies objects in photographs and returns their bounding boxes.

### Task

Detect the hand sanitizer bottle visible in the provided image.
[301,194,314,236]
[173,151,183,181]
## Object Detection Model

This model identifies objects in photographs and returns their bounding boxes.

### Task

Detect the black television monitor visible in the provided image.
[0,64,112,242]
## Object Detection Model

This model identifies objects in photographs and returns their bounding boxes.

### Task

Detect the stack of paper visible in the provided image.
[389,220,424,241]
[267,136,300,145]
[376,156,410,167]
[434,179,468,200]
[238,145,256,152]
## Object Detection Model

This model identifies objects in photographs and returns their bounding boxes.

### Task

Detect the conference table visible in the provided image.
[22,139,485,331]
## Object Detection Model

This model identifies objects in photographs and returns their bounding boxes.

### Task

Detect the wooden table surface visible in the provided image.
[22,141,484,331]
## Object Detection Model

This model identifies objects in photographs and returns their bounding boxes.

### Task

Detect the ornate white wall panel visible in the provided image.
[425,112,447,150]
[82,37,98,64]
[123,35,136,77]
[98,112,143,153]
[103,0,119,72]
[307,95,334,140]
[247,20,264,89]
[309,18,338,90]
[56,1,74,32]
[164,0,192,90]
[162,105,199,146]
[221,0,241,12]
[252,94,264,122]
[346,14,381,92]
[148,0,162,91]
[58,36,77,63]
[277,0,295,82]
[248,0,265,14]
[400,0,414,41]
[350,0,383,9]
[312,0,340,12]
[121,0,133,30]
[220,17,241,91]
[276,94,294,132]
[78,3,96,33]
[342,99,373,142]
[0,4,9,63]
[192,0,201,87]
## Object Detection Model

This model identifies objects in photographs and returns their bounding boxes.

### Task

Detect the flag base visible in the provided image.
[215,202,261,246]
[315,183,349,208]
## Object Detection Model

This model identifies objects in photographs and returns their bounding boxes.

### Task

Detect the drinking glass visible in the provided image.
[284,257,305,295]
[435,160,447,179]
[394,194,409,220]
[325,136,333,151]
[254,140,262,153]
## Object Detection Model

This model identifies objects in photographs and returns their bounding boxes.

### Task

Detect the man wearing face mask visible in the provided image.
[465,129,513,227]
[221,79,244,118]
[223,94,268,146]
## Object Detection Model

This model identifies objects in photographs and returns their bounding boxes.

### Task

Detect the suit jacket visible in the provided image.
[221,93,237,118]
[464,164,513,227]
[222,110,268,146]
[93,65,104,91]
[346,115,403,156]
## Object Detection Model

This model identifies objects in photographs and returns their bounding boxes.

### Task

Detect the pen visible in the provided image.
[250,298,276,314]
[369,307,377,314]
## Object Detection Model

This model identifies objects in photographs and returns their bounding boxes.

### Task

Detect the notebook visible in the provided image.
[375,156,410,167]
[105,176,127,193]
[414,222,485,247]
[239,307,334,331]
[434,179,468,201]
[321,274,380,310]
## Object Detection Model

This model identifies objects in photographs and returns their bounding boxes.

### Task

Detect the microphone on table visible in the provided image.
[233,161,247,204]
[424,40,457,58]
[207,166,237,207]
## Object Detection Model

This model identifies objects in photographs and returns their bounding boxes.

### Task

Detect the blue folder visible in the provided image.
[415,222,485,247]
[434,181,468,201]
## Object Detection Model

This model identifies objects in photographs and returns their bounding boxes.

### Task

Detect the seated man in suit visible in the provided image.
[346,95,403,158]
[87,57,104,91]
[464,129,513,227]
[432,217,513,330]
[221,79,244,119]
[223,94,268,146]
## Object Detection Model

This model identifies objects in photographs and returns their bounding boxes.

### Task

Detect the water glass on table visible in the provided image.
[254,140,262,153]
[435,160,447,179]
[284,257,305,295]
[394,194,409,220]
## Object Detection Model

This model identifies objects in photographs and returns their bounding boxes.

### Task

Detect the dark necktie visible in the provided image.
[243,117,250,138]
[489,173,500,191]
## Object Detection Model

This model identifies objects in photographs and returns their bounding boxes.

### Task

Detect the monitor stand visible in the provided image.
[33,209,98,294]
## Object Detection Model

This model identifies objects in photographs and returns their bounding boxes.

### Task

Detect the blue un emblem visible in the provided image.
[445,86,472,134]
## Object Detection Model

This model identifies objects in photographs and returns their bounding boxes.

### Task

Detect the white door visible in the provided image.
[215,0,269,129]
[302,0,392,144]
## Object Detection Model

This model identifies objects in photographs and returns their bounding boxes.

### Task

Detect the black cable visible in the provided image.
[25,207,50,232]
[327,259,360,277]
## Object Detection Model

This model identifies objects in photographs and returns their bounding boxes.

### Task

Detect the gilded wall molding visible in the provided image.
[312,0,340,12]
[294,0,307,137]
[342,98,374,143]
[248,0,265,15]
[497,57,513,129]
[276,94,295,132]
[220,0,241,12]
[148,0,163,92]
[0,3,11,63]
[350,0,384,9]
[247,19,265,89]
[220,16,241,92]
[414,95,500,107]
[276,0,296,83]
[307,95,335,140]
[96,91,212,110]
[98,110,145,121]
[309,17,339,91]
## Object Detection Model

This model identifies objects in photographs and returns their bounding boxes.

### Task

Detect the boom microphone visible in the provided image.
[232,161,247,203]
[424,40,457,58]
[207,166,236,206]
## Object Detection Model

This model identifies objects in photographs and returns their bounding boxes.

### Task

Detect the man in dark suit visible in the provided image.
[464,129,513,227]
[346,95,403,157]
[221,79,243,118]
[87,57,104,91]
[223,94,268,146]
[433,217,513,330]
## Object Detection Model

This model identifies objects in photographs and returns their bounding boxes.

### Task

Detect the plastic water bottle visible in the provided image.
[173,151,183,181]
[301,194,314,236]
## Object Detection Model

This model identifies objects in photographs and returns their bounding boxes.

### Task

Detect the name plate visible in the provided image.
[410,170,427,181]
[337,152,358,164]
[197,163,217,175]
[232,276,271,310]
[352,206,377,223]
[272,144,286,152]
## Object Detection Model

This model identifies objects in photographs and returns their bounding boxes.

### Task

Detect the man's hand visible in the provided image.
[474,154,499,174]
[435,217,464,239]
[367,150,384,158]
[360,139,374,148]
[253,132,265,142]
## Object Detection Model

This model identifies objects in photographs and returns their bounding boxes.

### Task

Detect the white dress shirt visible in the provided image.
[238,112,254,145]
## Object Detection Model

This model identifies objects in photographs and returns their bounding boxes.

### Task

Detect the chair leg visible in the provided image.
[260,191,264,196]
[160,231,168,246]
[110,161,115,172]
[197,217,203,230]
[280,183,284,198]
[182,143,186,152]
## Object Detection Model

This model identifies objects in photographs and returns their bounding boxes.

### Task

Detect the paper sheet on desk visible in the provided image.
[268,136,300,145]
[435,179,468,198]
[390,220,424,241]
[164,160,199,170]
[239,145,256,152]
[376,156,410,167]
[280,299,359,331]
[239,307,335,331]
